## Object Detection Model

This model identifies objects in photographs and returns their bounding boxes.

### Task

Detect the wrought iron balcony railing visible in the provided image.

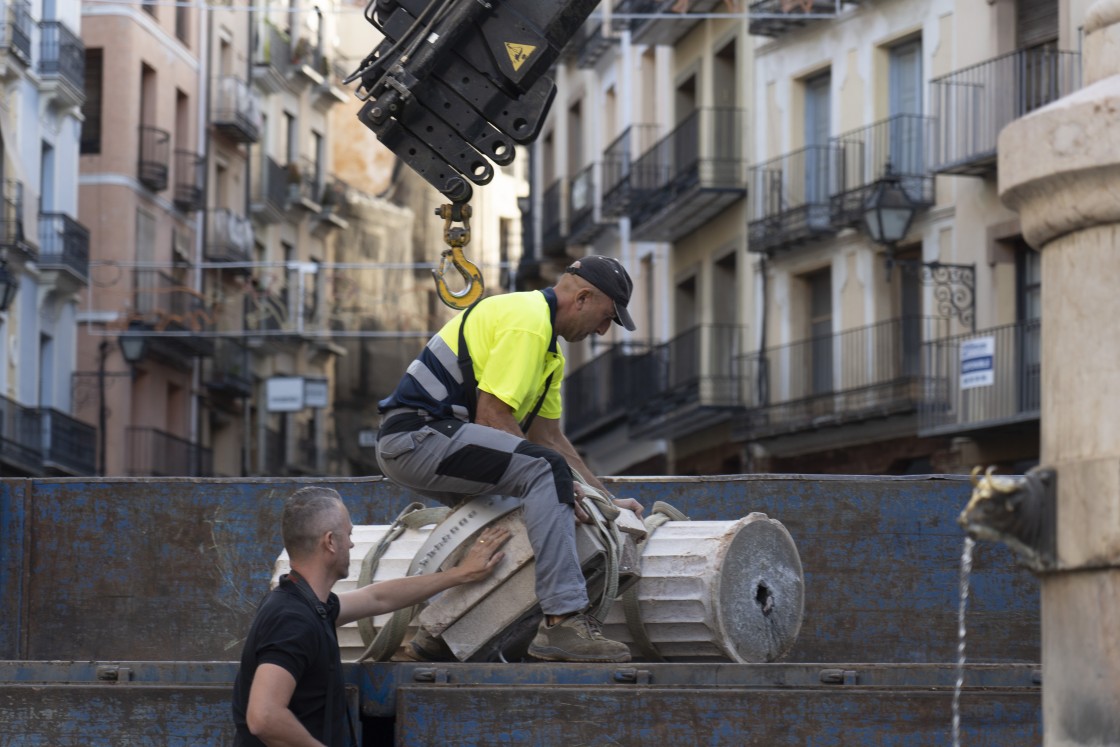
[749,143,845,254]
[541,177,566,257]
[0,392,42,473]
[737,316,948,440]
[600,124,657,220]
[253,21,292,92]
[40,407,95,475]
[288,156,322,211]
[206,208,254,263]
[251,154,289,222]
[748,0,856,37]
[132,269,214,359]
[39,20,85,98]
[211,76,262,143]
[564,341,654,442]
[629,108,747,241]
[832,113,936,227]
[919,319,1040,436]
[567,162,601,244]
[931,47,1081,177]
[1,179,36,260]
[204,338,252,399]
[38,212,90,284]
[173,151,205,212]
[138,125,170,192]
[126,426,213,476]
[630,324,746,438]
[0,0,32,66]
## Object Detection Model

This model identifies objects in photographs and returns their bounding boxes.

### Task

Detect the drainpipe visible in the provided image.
[961,3,1120,744]
[192,2,214,466]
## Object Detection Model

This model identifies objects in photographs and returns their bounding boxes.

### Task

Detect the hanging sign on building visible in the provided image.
[266,376,305,412]
[960,336,995,390]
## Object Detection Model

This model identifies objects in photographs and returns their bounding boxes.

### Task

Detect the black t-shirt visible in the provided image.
[231,576,346,746]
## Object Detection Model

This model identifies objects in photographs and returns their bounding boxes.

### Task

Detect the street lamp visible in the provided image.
[119,324,148,365]
[862,161,918,264]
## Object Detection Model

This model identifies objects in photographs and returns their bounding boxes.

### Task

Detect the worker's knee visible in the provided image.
[515,442,574,504]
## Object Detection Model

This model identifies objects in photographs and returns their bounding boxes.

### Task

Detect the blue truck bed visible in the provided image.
[0,475,1040,744]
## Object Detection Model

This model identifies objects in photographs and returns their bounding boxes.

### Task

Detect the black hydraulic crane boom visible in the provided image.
[351,0,601,205]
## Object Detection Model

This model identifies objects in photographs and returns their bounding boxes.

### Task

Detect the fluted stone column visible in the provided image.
[998,2,1120,744]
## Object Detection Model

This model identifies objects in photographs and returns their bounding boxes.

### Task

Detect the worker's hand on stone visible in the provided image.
[611,496,644,519]
[455,526,510,582]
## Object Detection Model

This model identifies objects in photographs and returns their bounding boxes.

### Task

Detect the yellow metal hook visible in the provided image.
[432,203,484,309]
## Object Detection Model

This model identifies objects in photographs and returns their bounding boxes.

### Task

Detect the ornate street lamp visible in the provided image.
[861,162,976,331]
[119,323,149,365]
[862,161,918,257]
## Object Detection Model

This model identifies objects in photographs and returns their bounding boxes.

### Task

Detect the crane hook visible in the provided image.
[432,203,484,309]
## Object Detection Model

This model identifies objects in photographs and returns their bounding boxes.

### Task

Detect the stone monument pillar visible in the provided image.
[998,2,1120,744]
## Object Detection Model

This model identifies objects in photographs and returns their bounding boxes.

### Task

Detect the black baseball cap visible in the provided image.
[565,255,636,331]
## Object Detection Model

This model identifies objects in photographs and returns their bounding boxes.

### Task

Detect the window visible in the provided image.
[176,1,189,44]
[81,49,103,154]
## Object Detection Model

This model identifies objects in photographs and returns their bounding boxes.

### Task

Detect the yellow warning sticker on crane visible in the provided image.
[505,42,536,72]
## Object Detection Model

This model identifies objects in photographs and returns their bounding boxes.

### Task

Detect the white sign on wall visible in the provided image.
[266,376,304,412]
[304,378,329,408]
[960,336,995,390]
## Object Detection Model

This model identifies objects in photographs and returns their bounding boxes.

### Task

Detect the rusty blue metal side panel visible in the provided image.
[6,475,1038,665]
[0,480,27,659]
[393,684,1040,747]
[604,475,1040,664]
[11,477,419,661]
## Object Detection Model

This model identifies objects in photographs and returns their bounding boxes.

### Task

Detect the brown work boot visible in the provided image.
[527,612,631,663]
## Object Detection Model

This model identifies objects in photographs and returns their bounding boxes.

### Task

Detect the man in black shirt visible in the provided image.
[232,486,509,746]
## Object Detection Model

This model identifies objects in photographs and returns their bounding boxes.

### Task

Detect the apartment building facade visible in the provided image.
[75,0,354,477]
[0,0,93,477]
[550,0,1085,477]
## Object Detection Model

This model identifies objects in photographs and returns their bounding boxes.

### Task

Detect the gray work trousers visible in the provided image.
[375,416,589,616]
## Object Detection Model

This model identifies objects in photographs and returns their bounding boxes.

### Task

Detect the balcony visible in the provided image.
[564,342,654,442]
[39,407,95,476]
[288,157,322,214]
[38,212,90,285]
[173,151,205,212]
[312,59,350,112]
[138,125,170,192]
[1,179,37,261]
[600,124,657,220]
[132,269,215,363]
[206,208,254,263]
[576,20,613,68]
[629,324,746,439]
[204,338,252,400]
[252,21,291,93]
[126,426,213,476]
[211,76,262,144]
[931,47,1081,178]
[0,392,42,474]
[0,0,31,70]
[541,177,566,257]
[748,0,856,37]
[38,20,85,107]
[621,0,726,47]
[919,319,1040,437]
[251,154,289,224]
[567,162,604,245]
[831,114,935,228]
[735,317,947,442]
[748,144,844,255]
[629,108,747,242]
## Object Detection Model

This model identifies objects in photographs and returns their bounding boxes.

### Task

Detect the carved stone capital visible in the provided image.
[998,77,1120,249]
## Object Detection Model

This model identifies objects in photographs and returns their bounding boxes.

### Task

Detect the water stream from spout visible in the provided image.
[952,536,975,747]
